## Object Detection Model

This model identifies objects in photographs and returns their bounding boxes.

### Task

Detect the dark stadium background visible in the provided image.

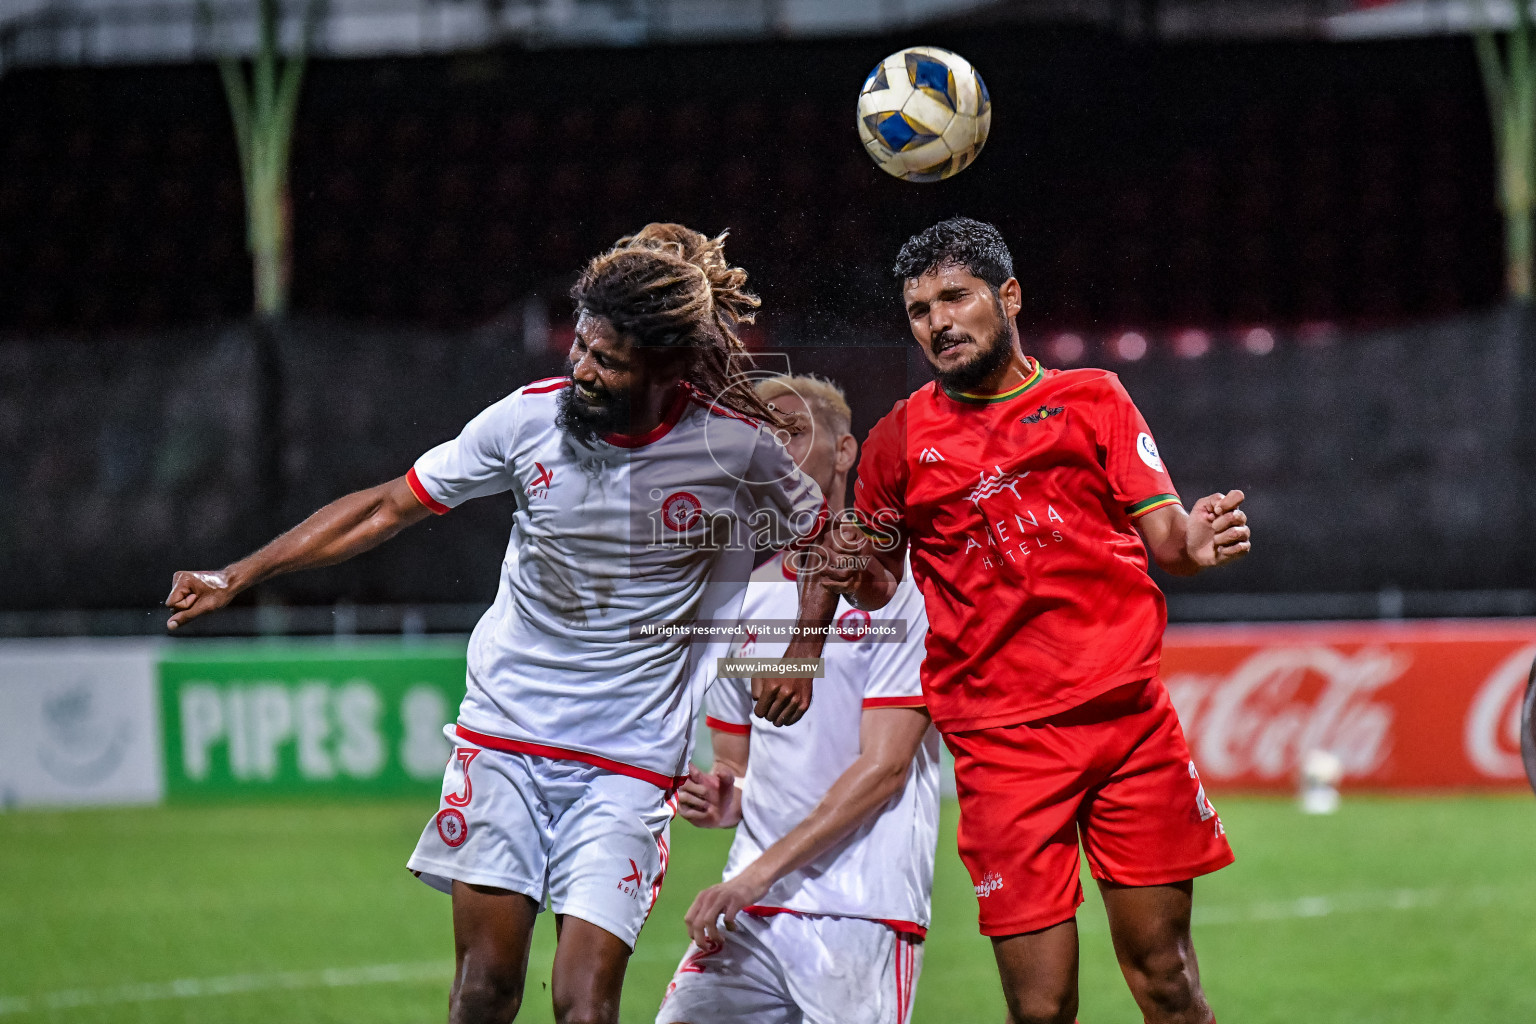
[3,19,1532,628]
[4,6,1536,1024]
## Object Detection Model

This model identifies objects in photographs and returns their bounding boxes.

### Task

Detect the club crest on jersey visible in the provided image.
[1020,404,1064,425]
[435,808,468,847]
[834,607,872,641]
[660,491,704,532]
[526,461,555,499]
[1136,433,1164,472]
[968,465,1029,503]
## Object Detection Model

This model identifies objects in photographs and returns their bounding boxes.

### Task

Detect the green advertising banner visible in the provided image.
[158,640,468,801]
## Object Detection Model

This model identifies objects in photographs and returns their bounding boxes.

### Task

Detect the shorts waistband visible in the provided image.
[454,726,687,790]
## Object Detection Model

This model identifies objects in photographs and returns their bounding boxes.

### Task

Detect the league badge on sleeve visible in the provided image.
[1137,433,1164,472]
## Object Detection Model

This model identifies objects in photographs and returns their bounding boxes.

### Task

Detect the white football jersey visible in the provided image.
[705,551,940,934]
[409,378,825,788]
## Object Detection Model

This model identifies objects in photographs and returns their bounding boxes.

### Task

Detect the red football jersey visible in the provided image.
[854,358,1182,732]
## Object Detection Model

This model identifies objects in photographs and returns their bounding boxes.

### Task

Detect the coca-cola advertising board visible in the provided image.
[1163,621,1536,791]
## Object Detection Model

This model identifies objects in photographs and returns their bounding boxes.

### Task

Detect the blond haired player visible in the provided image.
[657,375,939,1024]
[164,226,825,1024]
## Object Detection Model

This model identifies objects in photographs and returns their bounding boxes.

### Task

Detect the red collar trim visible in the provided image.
[779,552,798,581]
[602,385,688,449]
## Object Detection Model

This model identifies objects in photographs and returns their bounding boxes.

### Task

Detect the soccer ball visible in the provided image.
[856,46,992,183]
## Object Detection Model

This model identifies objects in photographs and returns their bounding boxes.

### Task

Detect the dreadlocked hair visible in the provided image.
[570,223,791,430]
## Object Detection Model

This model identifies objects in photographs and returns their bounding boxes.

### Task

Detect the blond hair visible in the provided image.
[571,223,788,428]
[755,374,852,440]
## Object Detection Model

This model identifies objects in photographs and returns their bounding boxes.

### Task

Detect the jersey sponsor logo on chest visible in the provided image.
[962,500,1072,570]
[967,464,1030,503]
[966,506,1067,546]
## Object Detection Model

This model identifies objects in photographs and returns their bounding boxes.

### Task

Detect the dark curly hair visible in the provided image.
[892,216,1015,290]
[570,223,789,429]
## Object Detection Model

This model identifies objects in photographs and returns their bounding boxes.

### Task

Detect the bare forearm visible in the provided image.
[681,707,927,948]
[848,550,900,610]
[711,732,750,783]
[786,580,839,659]
[166,475,430,630]
[228,482,427,591]
[818,529,902,611]
[751,578,836,724]
[737,753,905,889]
[1153,541,1202,577]
[1139,505,1195,575]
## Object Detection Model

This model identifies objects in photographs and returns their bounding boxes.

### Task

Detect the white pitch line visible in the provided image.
[0,886,1512,1016]
[1073,884,1502,933]
[0,960,452,1017]
[1193,884,1500,927]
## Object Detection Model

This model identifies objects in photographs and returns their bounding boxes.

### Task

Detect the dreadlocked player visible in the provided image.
[163,224,827,1024]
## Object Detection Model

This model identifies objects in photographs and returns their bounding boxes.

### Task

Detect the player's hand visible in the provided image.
[683,870,771,948]
[677,766,742,829]
[1186,490,1251,568]
[751,673,811,727]
[164,570,239,630]
[808,517,871,596]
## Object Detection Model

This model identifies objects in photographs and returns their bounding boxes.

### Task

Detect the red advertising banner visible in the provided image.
[1162,621,1536,791]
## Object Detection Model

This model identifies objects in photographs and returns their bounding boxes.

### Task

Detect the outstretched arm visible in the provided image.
[1136,489,1251,577]
[165,474,434,630]
[683,705,930,947]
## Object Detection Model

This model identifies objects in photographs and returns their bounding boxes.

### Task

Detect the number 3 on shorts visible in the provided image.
[446,748,480,808]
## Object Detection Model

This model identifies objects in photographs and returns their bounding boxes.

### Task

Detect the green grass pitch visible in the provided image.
[2,793,1533,1023]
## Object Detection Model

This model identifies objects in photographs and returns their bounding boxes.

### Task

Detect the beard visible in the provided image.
[930,300,1014,394]
[556,378,633,447]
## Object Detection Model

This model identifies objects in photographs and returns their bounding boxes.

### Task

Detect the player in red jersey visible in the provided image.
[809,218,1251,1024]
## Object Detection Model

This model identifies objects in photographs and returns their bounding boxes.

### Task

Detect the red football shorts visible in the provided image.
[945,678,1234,937]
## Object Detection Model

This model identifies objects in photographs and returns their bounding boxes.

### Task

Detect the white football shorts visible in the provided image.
[655,910,923,1024]
[406,729,676,949]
